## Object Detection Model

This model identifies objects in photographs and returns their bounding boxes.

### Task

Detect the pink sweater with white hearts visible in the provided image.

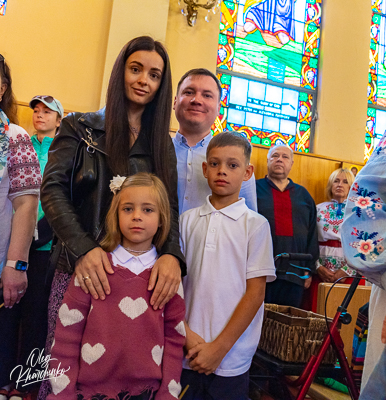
[47,259,185,400]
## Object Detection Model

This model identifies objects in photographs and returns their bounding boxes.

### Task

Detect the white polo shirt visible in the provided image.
[180,196,276,377]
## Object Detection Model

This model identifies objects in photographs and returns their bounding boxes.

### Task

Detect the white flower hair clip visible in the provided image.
[109,175,127,194]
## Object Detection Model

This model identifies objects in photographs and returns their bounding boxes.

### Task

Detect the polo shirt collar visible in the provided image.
[175,131,212,148]
[200,195,247,221]
[113,244,157,266]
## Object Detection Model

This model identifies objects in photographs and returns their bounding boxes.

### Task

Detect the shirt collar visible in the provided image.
[175,131,212,148]
[200,195,247,221]
[113,244,157,266]
[31,134,54,146]
[265,175,294,191]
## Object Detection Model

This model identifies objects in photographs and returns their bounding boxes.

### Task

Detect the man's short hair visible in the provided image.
[267,144,294,160]
[176,68,221,100]
[206,131,252,164]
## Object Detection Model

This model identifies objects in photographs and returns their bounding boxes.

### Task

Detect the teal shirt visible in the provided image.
[31,134,54,251]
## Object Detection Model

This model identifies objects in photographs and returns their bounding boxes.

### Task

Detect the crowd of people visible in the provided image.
[0,35,384,400]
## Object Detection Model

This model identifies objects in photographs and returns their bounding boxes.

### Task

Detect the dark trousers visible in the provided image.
[265,279,304,308]
[0,249,51,388]
[180,369,249,400]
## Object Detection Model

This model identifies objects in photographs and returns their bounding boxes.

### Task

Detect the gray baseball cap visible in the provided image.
[29,95,64,118]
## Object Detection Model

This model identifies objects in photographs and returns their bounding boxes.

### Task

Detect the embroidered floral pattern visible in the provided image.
[348,182,386,219]
[317,202,344,234]
[349,227,384,261]
[7,132,41,194]
[318,256,355,275]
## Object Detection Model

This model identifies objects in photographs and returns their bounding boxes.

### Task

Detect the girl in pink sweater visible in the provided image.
[47,173,185,400]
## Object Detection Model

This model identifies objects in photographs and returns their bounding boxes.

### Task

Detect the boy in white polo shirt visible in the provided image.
[180,131,276,399]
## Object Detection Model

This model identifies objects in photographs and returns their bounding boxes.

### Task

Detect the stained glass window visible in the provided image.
[214,0,322,152]
[367,0,386,160]
[0,0,7,16]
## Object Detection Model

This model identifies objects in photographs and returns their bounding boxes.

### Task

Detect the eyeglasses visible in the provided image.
[31,95,61,113]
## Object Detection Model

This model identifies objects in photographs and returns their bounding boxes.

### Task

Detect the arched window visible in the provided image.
[214,0,322,152]
[367,1,386,161]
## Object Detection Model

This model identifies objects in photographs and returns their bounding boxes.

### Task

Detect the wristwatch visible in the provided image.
[5,260,28,271]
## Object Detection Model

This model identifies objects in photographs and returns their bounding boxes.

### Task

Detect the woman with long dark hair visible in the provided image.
[38,36,185,399]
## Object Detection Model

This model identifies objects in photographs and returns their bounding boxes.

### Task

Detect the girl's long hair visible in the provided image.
[0,58,18,124]
[100,173,171,253]
[105,36,172,193]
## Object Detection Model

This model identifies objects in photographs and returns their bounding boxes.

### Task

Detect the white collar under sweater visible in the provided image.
[111,245,157,275]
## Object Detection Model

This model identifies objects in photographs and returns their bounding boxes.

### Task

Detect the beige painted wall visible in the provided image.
[0,0,373,163]
[0,0,112,112]
[314,0,371,162]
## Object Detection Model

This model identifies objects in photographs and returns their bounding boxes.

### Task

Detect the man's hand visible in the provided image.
[148,254,181,310]
[187,342,226,375]
[316,265,335,283]
[1,267,28,308]
[75,247,114,300]
[304,276,312,289]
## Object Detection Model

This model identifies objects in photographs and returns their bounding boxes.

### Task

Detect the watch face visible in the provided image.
[15,260,28,271]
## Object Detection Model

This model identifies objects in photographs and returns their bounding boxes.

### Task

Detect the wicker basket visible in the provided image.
[258,304,338,364]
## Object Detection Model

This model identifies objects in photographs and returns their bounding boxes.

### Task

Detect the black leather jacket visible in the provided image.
[41,108,185,275]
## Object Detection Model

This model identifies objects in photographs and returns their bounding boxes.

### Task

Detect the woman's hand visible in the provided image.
[4,194,38,308]
[333,269,349,283]
[316,265,335,283]
[1,267,27,308]
[75,247,114,300]
[148,254,181,310]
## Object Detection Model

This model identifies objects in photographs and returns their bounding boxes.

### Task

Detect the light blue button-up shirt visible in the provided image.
[172,131,258,215]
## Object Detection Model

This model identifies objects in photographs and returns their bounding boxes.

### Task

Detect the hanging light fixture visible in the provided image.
[179,0,221,27]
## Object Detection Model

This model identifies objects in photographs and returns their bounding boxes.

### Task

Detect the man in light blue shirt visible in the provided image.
[172,68,257,214]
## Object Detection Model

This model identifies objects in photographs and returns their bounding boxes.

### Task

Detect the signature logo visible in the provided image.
[10,348,70,388]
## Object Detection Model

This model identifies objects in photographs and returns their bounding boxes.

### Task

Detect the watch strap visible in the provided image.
[5,260,28,271]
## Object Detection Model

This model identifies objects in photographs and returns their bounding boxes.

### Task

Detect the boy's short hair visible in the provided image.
[206,131,252,164]
[176,68,221,99]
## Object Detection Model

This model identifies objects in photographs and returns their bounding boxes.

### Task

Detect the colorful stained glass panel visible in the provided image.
[218,0,322,89]
[365,107,386,160]
[214,73,313,151]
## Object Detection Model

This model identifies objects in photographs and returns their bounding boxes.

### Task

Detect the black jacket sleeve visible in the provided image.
[40,114,100,261]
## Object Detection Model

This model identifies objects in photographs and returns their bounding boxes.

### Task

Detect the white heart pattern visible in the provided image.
[177,282,184,299]
[50,373,70,395]
[58,303,84,327]
[119,297,148,320]
[174,321,186,337]
[168,379,181,398]
[151,345,164,366]
[82,343,106,365]
[74,276,80,287]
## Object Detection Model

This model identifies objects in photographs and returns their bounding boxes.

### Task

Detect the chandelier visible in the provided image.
[179,0,221,27]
